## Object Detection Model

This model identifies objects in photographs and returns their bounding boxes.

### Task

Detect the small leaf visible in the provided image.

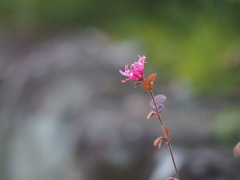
[134,82,142,87]
[147,111,157,119]
[166,177,178,180]
[153,137,163,148]
[142,73,157,90]
[162,125,171,141]
[150,94,167,113]
[234,142,240,157]
[150,103,164,114]
[154,94,167,103]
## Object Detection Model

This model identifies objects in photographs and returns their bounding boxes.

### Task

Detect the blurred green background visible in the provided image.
[1,0,240,96]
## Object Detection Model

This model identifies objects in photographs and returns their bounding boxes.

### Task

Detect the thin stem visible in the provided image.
[167,144,180,180]
[148,90,164,126]
[148,90,181,180]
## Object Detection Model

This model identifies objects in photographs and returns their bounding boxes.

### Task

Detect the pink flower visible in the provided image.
[119,55,147,83]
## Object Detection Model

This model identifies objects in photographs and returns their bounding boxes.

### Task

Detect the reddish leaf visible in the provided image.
[166,177,178,180]
[142,73,157,90]
[146,111,157,119]
[234,142,240,157]
[153,137,163,148]
[134,82,143,87]
[162,125,171,142]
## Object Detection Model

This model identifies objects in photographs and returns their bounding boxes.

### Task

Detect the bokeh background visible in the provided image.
[0,0,240,180]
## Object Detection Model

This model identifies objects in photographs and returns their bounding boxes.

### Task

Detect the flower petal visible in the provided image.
[119,55,146,83]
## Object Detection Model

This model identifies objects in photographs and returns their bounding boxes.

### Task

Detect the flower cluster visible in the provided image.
[119,55,146,83]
